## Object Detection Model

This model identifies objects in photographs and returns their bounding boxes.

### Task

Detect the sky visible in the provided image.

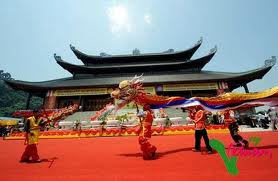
[0,0,277,93]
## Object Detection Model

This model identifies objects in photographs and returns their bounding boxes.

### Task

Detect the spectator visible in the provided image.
[257,112,269,129]
[267,108,278,131]
[212,113,219,124]
[0,126,4,137]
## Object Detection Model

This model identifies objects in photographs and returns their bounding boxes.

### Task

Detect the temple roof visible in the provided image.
[5,56,276,93]
[70,38,203,65]
[55,46,217,75]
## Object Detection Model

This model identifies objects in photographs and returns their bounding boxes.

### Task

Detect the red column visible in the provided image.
[44,90,57,109]
[217,89,225,95]
[217,82,229,95]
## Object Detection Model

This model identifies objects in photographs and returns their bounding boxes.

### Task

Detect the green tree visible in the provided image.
[0,80,43,117]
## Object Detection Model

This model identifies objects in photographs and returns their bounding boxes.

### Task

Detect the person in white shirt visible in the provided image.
[256,112,269,129]
[267,107,278,131]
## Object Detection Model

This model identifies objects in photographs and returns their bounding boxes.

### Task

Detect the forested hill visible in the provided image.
[0,70,42,117]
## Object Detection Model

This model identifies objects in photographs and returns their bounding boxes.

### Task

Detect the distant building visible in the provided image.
[5,38,276,111]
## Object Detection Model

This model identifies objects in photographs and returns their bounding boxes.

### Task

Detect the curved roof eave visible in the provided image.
[187,46,217,70]
[54,54,78,74]
[224,56,276,79]
[70,38,203,64]
[4,79,48,93]
[4,77,76,93]
[226,56,276,90]
[54,47,216,75]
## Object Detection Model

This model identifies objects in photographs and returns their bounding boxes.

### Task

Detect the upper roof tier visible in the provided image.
[55,46,217,75]
[70,38,203,65]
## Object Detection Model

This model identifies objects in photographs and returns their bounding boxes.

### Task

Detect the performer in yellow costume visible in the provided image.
[20,109,45,163]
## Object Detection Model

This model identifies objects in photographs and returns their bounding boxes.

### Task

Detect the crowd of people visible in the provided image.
[0,125,12,137]
[190,108,277,130]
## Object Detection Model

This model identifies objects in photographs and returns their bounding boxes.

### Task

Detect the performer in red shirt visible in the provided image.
[137,104,157,160]
[224,110,249,148]
[191,107,213,154]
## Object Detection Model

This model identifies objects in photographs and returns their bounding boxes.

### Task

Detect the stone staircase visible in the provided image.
[61,111,96,122]
[60,108,188,122]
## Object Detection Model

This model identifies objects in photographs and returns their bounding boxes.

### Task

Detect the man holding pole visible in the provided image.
[20,109,46,163]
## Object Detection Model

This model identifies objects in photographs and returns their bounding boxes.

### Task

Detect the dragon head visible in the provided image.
[111,75,144,102]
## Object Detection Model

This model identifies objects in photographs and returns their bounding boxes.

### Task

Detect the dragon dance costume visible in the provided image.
[91,75,278,160]
[138,104,157,160]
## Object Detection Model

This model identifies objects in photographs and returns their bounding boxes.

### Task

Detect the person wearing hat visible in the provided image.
[20,109,46,163]
[137,104,157,160]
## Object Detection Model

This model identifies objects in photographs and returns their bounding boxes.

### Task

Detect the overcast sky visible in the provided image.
[1,0,277,93]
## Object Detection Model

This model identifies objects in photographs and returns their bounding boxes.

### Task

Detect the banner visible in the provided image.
[144,86,156,94]
[163,83,218,91]
[53,88,108,97]
[0,120,18,126]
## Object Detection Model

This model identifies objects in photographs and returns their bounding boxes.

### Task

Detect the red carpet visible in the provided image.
[1,132,277,181]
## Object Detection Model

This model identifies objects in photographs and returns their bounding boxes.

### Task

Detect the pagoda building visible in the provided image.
[5,38,276,111]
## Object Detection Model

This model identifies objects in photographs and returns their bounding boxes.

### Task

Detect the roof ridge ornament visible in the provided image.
[100,52,111,57]
[196,37,203,45]
[163,49,175,53]
[210,46,217,54]
[54,53,62,61]
[264,56,276,67]
[132,48,141,55]
[70,44,75,50]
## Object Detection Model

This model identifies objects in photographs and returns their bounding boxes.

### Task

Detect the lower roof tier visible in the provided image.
[5,57,276,95]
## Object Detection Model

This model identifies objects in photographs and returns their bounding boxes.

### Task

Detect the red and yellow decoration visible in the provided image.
[4,125,228,140]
